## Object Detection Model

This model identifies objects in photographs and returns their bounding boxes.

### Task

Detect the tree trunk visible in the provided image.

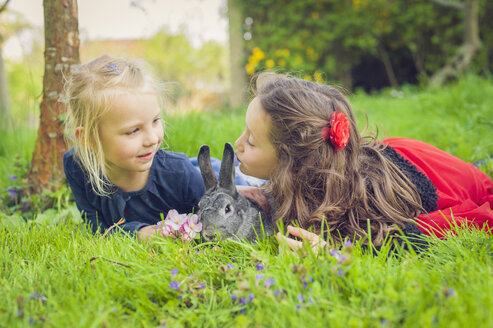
[0,44,10,126]
[430,0,481,87]
[227,0,247,107]
[27,0,79,194]
[378,42,398,88]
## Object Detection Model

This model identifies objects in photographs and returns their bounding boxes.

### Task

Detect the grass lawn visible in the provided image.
[1,75,492,327]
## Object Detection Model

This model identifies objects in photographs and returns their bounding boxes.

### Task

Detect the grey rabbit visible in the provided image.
[197,142,274,242]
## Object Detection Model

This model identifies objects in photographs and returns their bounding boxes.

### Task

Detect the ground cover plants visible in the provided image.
[1,75,492,327]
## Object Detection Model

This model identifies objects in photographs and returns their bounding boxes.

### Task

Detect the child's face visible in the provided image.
[98,91,163,181]
[235,97,277,180]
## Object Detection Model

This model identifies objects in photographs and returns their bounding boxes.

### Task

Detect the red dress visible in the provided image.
[384,138,493,238]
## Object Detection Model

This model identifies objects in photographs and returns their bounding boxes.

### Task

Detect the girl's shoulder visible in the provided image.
[63,147,83,175]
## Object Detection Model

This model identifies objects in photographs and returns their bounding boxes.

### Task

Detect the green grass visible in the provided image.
[1,75,493,327]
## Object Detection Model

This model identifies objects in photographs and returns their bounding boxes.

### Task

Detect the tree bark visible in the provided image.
[378,42,398,88]
[430,0,481,87]
[227,0,247,107]
[0,0,11,126]
[27,0,79,194]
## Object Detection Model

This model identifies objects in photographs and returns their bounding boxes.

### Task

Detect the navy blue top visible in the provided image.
[63,148,205,235]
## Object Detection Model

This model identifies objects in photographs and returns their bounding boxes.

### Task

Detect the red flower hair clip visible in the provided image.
[321,110,351,151]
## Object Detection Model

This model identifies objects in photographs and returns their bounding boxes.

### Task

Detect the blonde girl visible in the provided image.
[63,55,204,239]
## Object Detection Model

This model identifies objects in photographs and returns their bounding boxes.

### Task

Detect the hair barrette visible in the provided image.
[104,63,122,75]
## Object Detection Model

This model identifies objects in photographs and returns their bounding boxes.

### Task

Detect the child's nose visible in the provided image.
[144,130,159,146]
[234,136,243,152]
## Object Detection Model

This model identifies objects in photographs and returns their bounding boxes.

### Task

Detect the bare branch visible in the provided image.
[430,0,465,10]
[0,0,11,14]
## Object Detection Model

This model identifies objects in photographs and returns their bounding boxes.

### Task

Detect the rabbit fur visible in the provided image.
[197,143,274,242]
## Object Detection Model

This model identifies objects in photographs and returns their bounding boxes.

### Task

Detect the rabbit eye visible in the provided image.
[225,204,232,214]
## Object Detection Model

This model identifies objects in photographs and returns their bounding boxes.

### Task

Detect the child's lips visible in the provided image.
[138,152,154,160]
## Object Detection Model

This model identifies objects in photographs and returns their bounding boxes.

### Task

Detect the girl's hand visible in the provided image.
[276,225,327,255]
[137,225,159,241]
[237,186,270,214]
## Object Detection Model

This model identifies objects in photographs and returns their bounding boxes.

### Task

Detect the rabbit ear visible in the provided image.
[219,142,236,193]
[198,145,218,191]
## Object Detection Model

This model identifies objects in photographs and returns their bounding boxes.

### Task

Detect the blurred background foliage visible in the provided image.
[240,0,492,91]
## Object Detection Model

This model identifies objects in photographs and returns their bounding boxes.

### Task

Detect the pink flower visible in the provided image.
[184,214,202,234]
[165,209,187,231]
[160,223,174,237]
[182,231,196,242]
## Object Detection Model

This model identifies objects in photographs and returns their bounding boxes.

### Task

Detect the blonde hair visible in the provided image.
[64,55,163,196]
[254,72,424,246]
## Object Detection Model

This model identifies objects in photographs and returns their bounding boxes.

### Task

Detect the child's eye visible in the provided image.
[247,138,254,146]
[153,117,161,124]
[126,128,138,135]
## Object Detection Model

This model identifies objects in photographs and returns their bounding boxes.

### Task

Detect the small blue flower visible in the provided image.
[8,175,17,180]
[337,268,344,277]
[296,305,301,311]
[255,263,264,271]
[8,189,18,198]
[30,292,47,303]
[231,294,238,301]
[169,281,180,290]
[298,293,304,303]
[264,278,275,288]
[255,274,264,282]
[248,293,255,301]
[196,283,205,290]
[29,318,35,323]
[240,308,246,314]
[227,263,234,269]
[343,239,353,247]
[273,289,281,296]
[239,297,248,305]
[171,268,178,276]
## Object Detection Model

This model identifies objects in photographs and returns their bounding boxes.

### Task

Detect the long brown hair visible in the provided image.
[254,73,423,246]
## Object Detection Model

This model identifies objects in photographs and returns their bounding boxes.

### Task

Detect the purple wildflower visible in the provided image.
[231,294,238,301]
[16,309,22,316]
[29,318,35,323]
[308,296,314,304]
[227,263,234,269]
[298,293,304,303]
[264,278,275,288]
[303,281,308,288]
[7,189,18,198]
[196,283,205,290]
[296,305,301,311]
[337,268,344,276]
[380,319,389,326]
[169,281,180,290]
[239,297,248,305]
[248,293,255,301]
[273,289,281,296]
[8,175,17,180]
[343,239,353,247]
[171,268,178,276]
[255,263,264,271]
[255,274,264,282]
[30,292,47,303]
[240,308,246,314]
